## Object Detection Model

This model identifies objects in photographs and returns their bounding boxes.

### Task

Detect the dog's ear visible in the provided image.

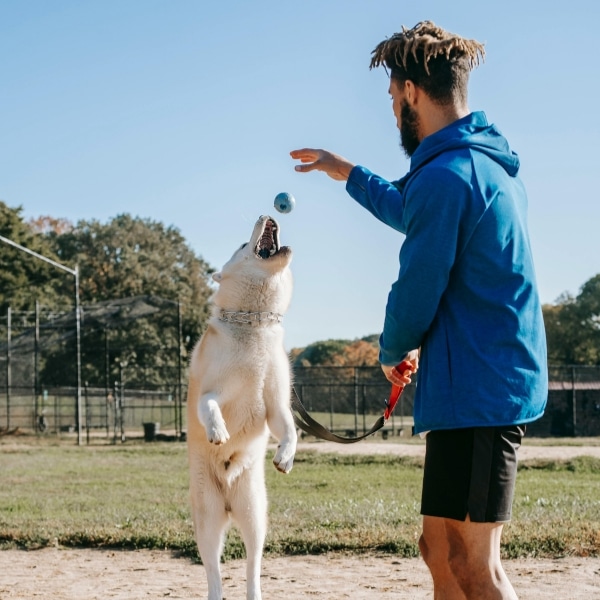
[212,271,222,283]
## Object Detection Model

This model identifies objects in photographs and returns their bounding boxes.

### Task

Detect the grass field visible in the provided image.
[0,439,599,560]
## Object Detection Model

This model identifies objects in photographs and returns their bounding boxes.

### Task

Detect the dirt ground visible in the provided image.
[1,440,599,599]
[296,439,600,461]
[0,548,599,599]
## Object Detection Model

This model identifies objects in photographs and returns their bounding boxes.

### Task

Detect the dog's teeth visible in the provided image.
[270,247,275,256]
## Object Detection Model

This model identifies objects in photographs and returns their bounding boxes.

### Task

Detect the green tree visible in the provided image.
[52,214,211,307]
[40,214,214,388]
[291,335,379,367]
[543,274,600,365]
[0,202,66,313]
[342,339,380,366]
[293,339,350,366]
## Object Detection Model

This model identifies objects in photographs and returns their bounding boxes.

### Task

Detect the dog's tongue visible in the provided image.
[257,220,277,258]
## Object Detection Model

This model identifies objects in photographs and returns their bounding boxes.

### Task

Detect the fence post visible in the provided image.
[54,389,59,435]
[74,265,83,446]
[177,299,183,439]
[329,385,334,431]
[119,362,126,443]
[104,326,110,439]
[571,366,577,437]
[112,380,119,444]
[362,384,367,435]
[84,382,90,445]
[6,306,11,430]
[34,300,40,433]
[353,367,359,437]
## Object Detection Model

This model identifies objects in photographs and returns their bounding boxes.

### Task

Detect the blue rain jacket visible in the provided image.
[346,111,548,433]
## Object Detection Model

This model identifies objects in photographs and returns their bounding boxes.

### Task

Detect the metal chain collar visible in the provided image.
[218,309,283,326]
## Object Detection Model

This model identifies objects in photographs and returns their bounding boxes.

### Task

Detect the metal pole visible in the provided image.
[84,381,90,445]
[54,390,59,435]
[104,327,110,439]
[362,384,366,435]
[354,368,359,436]
[177,300,183,438]
[35,300,40,433]
[329,385,334,431]
[571,366,577,437]
[6,307,11,430]
[75,266,83,445]
[119,362,125,443]
[112,379,119,444]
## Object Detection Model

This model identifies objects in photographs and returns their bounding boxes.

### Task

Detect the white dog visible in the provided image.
[187,215,297,600]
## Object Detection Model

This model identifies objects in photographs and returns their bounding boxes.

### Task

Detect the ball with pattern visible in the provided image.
[274,192,295,214]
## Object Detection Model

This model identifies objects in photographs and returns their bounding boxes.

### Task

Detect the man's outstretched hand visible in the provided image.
[290,148,355,181]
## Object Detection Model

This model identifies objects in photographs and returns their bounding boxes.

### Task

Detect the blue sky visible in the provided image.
[1,0,599,350]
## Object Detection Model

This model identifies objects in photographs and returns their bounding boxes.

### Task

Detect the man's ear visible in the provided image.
[404,80,418,106]
[212,271,222,283]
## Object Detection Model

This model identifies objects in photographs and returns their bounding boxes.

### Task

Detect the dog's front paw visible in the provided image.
[273,443,295,474]
[207,419,230,445]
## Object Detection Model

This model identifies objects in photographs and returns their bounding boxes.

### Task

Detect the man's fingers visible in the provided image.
[295,162,318,172]
[382,364,412,386]
[393,366,413,384]
[291,149,321,172]
[290,148,320,161]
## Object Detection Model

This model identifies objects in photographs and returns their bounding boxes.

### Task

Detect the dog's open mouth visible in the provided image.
[255,218,280,259]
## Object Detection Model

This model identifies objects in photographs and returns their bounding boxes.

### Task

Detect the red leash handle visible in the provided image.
[384,360,414,420]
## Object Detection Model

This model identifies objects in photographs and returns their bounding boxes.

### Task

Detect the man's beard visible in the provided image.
[399,100,421,158]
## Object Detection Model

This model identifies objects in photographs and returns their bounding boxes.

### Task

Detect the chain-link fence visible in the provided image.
[0,297,185,442]
[293,365,415,438]
[292,365,600,438]
[528,365,600,437]
[0,384,183,442]
[2,300,600,442]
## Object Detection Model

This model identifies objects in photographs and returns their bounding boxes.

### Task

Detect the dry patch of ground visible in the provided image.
[0,548,599,599]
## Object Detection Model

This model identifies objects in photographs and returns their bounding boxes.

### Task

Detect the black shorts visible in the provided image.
[420,425,525,523]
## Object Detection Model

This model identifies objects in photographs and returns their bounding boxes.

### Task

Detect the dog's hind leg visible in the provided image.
[192,503,229,600]
[190,461,229,600]
[230,463,267,600]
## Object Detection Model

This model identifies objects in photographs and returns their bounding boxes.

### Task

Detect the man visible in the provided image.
[291,21,547,600]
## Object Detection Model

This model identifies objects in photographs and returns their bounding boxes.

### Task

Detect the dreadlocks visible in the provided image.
[370,21,485,105]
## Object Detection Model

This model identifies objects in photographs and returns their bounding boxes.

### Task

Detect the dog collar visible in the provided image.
[218,309,283,326]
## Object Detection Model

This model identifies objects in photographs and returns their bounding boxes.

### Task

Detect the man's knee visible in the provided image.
[419,530,449,576]
[447,538,468,576]
[418,533,429,563]
[446,526,471,583]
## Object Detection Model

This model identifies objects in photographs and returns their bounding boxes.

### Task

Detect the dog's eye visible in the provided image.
[239,243,247,250]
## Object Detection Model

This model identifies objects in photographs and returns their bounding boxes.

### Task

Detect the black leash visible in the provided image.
[291,360,412,444]
[291,392,386,443]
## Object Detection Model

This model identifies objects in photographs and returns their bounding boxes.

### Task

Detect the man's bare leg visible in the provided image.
[420,516,466,600]
[445,515,517,599]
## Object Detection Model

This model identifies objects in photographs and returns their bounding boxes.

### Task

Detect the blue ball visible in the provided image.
[274,192,295,214]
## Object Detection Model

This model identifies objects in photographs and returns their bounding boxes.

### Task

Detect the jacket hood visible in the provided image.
[409,111,520,177]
